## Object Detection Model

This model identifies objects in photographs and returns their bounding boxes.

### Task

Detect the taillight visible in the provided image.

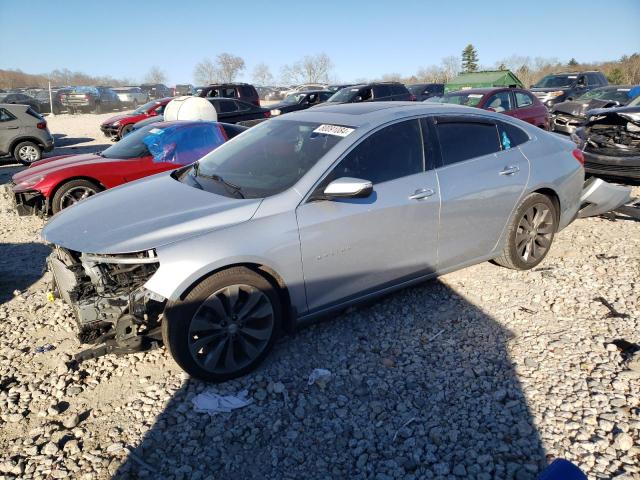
[263,111,271,118]
[254,100,260,107]
[37,121,47,129]
[572,148,584,165]
[409,94,417,101]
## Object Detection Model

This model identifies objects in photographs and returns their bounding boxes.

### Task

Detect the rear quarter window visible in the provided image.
[240,85,256,97]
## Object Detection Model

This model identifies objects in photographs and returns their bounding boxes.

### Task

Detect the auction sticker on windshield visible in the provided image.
[313,124,355,137]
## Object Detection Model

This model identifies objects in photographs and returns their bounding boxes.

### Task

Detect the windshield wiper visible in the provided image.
[193,162,245,198]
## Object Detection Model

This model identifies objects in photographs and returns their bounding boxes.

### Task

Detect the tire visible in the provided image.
[94,102,102,114]
[51,179,102,214]
[493,193,558,270]
[162,267,282,382]
[119,124,134,139]
[13,141,42,165]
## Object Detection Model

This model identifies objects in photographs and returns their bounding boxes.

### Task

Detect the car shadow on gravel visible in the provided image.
[0,242,51,305]
[114,278,547,479]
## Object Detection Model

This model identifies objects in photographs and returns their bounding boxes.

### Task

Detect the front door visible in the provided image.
[433,116,530,269]
[296,119,440,312]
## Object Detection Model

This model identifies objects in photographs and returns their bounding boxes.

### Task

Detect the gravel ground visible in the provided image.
[0,114,638,479]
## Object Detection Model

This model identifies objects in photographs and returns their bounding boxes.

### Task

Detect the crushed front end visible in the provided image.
[48,247,166,362]
[577,107,640,179]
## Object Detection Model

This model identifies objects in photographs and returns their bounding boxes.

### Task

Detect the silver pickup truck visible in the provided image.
[112,87,149,108]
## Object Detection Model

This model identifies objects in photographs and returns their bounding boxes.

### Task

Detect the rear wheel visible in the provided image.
[493,193,557,270]
[13,141,42,165]
[162,267,282,382]
[51,179,102,214]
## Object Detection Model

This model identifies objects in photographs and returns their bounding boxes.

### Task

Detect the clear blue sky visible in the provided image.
[1,0,638,85]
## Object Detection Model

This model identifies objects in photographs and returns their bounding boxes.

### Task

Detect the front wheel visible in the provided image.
[119,124,134,139]
[493,193,557,270]
[162,267,282,382]
[51,179,102,214]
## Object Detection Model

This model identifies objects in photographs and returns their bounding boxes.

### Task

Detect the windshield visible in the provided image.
[134,100,160,114]
[71,86,97,94]
[534,75,576,88]
[629,96,640,107]
[578,87,632,103]
[327,87,360,103]
[183,120,350,198]
[282,93,305,105]
[407,85,425,94]
[441,92,485,107]
[101,124,156,159]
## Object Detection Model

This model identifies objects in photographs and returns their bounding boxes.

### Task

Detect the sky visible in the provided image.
[1,0,639,86]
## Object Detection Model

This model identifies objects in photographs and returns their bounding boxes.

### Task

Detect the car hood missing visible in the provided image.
[552,99,620,118]
[42,173,262,254]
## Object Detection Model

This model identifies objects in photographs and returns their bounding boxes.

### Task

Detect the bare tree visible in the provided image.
[380,72,402,82]
[194,59,218,85]
[216,53,245,83]
[416,65,446,83]
[144,66,167,84]
[252,63,273,86]
[281,53,334,84]
[440,56,461,82]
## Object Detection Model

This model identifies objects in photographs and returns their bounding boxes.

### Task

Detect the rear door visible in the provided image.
[296,119,440,311]
[0,108,20,154]
[433,116,530,269]
[372,85,392,101]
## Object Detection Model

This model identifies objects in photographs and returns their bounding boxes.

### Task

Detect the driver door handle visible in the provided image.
[409,188,435,200]
[499,165,520,176]
[6,126,19,130]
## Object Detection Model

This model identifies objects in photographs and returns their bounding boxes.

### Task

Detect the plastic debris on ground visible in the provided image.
[192,389,252,415]
[35,344,55,353]
[307,368,332,387]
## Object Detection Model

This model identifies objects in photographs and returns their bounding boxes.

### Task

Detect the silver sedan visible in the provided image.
[43,102,585,381]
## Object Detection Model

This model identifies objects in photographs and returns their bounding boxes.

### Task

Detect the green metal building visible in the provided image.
[445,70,524,92]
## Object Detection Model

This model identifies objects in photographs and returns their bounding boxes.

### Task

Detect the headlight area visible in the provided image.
[47,247,167,362]
[11,183,47,216]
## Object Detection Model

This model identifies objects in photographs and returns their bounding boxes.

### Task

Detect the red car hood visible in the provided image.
[13,153,132,183]
[101,112,145,126]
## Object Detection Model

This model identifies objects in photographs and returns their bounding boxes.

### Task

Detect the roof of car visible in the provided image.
[445,87,517,95]
[282,101,491,127]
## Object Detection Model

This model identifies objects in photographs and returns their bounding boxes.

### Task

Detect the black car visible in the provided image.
[407,83,445,101]
[574,97,640,180]
[530,71,608,108]
[327,83,356,92]
[140,83,173,100]
[0,93,41,112]
[551,85,640,135]
[33,90,66,114]
[268,90,333,116]
[198,83,261,107]
[207,97,270,123]
[322,82,414,104]
[62,86,121,113]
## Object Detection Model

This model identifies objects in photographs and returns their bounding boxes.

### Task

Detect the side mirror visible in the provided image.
[323,177,373,199]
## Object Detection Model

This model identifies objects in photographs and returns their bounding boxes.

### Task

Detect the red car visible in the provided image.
[100,97,173,140]
[440,88,550,130]
[12,121,244,215]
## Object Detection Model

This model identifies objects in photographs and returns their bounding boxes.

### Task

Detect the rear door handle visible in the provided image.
[7,126,19,130]
[409,188,435,200]
[499,165,520,176]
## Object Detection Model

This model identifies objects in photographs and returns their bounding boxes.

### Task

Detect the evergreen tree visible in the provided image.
[461,44,479,72]
[567,58,578,68]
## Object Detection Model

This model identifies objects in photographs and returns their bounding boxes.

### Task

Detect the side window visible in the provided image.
[436,121,500,166]
[320,92,333,101]
[307,93,318,104]
[515,91,534,108]
[358,88,373,102]
[219,100,238,113]
[0,108,16,122]
[372,85,391,99]
[154,104,166,115]
[496,121,530,150]
[222,88,236,98]
[328,120,424,185]
[485,92,513,112]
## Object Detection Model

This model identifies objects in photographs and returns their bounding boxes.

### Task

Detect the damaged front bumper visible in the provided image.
[578,177,634,219]
[48,248,166,362]
[11,185,47,216]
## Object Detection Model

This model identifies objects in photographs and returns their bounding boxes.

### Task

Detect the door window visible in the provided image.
[326,120,424,185]
[515,91,534,108]
[222,88,237,98]
[485,92,513,112]
[436,121,501,166]
[496,121,530,150]
[372,85,391,99]
[235,101,251,112]
[219,100,238,113]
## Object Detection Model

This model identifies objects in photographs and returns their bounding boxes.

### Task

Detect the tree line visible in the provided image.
[2,48,639,90]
